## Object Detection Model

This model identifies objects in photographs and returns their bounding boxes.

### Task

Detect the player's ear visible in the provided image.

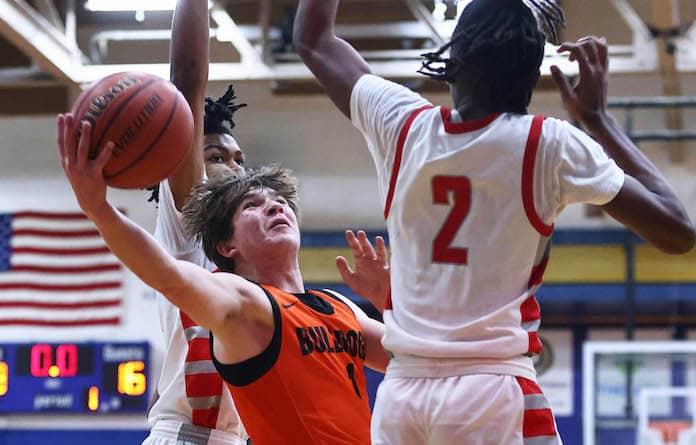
[216,239,238,259]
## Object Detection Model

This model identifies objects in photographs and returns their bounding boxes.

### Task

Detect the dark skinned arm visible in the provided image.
[293,0,371,118]
[552,37,695,254]
[167,0,209,210]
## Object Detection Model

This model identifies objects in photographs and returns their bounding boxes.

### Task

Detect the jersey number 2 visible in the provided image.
[432,175,471,265]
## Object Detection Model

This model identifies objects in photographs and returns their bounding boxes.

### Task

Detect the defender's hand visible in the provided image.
[336,230,390,312]
[551,36,609,126]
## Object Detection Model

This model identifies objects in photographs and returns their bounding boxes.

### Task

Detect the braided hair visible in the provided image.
[419,0,563,114]
[146,84,247,203]
[204,84,247,136]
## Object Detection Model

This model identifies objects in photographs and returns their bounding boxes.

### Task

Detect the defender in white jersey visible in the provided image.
[295,0,695,443]
[142,1,247,443]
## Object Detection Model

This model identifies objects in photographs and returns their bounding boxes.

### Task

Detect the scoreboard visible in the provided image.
[0,342,149,414]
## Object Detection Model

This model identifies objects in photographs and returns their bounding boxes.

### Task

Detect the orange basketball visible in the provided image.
[71,72,193,189]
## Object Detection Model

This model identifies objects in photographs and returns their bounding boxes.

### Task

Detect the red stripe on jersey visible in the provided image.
[516,376,543,395]
[528,255,550,289]
[187,338,213,361]
[185,373,224,397]
[385,288,393,311]
[179,310,222,427]
[180,311,198,329]
[192,407,220,429]
[528,332,543,354]
[440,109,501,134]
[522,408,558,438]
[384,105,433,219]
[521,115,554,237]
[520,295,541,323]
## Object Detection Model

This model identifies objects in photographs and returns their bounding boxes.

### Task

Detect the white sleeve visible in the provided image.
[153,178,214,269]
[350,75,431,190]
[535,118,626,222]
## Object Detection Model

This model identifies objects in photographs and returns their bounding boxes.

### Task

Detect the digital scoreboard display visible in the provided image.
[0,342,149,414]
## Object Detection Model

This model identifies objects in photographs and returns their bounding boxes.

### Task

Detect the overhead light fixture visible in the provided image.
[84,0,212,21]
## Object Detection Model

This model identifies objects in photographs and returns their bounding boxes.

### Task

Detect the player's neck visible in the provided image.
[238,259,305,293]
[451,82,500,121]
[452,98,497,122]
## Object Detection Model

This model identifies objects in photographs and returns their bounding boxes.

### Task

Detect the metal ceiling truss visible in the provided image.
[0,0,695,89]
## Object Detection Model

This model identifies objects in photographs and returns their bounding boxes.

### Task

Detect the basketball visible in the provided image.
[70,71,193,189]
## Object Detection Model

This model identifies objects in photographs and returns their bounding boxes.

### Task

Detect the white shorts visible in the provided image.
[371,374,563,445]
[142,420,247,445]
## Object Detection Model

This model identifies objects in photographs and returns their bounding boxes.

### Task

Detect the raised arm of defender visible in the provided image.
[293,0,369,118]
[551,37,695,254]
[167,0,210,209]
[57,114,271,349]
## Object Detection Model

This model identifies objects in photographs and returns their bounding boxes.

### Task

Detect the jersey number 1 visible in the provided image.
[432,175,471,265]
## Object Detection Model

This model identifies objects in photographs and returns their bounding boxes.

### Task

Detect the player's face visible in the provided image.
[203,133,246,178]
[229,187,300,260]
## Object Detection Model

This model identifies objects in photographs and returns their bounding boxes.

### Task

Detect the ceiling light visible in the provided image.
[85,0,212,22]
[85,0,174,11]
[84,0,212,12]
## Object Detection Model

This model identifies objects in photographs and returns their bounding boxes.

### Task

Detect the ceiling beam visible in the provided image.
[401,0,446,45]
[34,0,64,31]
[210,4,272,75]
[651,0,684,162]
[0,0,84,86]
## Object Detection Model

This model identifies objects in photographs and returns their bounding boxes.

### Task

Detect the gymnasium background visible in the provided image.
[1,1,696,444]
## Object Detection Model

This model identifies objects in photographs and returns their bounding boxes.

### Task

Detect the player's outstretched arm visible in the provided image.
[167,0,210,209]
[57,114,268,335]
[293,0,371,118]
[551,36,695,254]
[336,230,390,313]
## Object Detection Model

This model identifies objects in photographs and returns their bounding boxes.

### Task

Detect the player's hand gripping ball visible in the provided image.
[70,72,193,189]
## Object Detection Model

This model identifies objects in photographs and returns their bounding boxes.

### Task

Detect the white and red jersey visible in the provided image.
[149,179,247,442]
[351,74,625,380]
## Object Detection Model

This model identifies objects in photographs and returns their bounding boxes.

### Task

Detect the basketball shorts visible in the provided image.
[142,420,247,445]
[371,374,563,445]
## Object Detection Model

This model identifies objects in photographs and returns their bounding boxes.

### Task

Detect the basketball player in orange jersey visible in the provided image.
[294,0,695,443]
[145,1,388,444]
[57,103,388,442]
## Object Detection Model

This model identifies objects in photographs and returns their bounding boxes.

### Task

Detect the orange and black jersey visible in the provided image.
[210,283,371,445]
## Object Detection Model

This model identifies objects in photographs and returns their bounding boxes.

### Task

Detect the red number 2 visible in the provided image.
[432,175,471,265]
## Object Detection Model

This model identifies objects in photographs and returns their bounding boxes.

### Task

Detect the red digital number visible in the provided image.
[30,344,78,377]
[431,175,471,265]
[56,344,78,377]
[30,344,52,377]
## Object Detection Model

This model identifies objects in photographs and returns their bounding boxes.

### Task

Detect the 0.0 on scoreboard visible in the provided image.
[0,342,149,414]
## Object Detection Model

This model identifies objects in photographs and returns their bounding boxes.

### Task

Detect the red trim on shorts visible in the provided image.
[383,105,433,219]
[520,295,541,323]
[192,407,221,429]
[516,377,558,439]
[440,109,501,134]
[521,115,554,237]
[384,286,393,311]
[185,373,224,398]
[523,408,558,437]
[516,376,543,395]
[528,332,543,354]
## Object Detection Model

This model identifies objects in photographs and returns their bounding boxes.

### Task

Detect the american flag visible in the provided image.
[0,211,123,327]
